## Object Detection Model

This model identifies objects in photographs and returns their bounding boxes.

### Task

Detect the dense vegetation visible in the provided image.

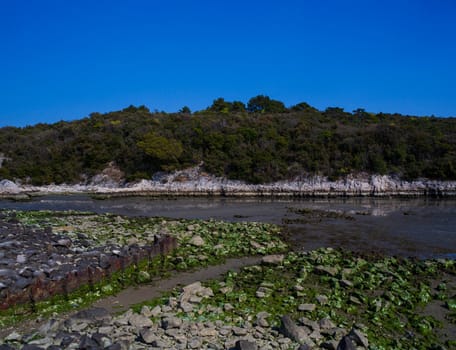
[0,96,455,185]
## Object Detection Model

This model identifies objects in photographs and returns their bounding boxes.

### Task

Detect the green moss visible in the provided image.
[134,248,455,348]
[0,210,288,327]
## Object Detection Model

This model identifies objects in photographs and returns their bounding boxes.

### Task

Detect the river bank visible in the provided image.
[0,209,455,349]
[1,250,455,349]
[1,167,456,198]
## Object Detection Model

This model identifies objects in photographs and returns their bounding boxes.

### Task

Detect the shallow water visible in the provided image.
[0,195,455,258]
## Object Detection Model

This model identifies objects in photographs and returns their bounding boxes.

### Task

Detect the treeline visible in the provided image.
[0,96,455,185]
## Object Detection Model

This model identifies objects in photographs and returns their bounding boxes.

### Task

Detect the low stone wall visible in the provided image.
[0,217,177,309]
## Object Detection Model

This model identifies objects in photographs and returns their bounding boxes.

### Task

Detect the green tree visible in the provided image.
[137,132,183,170]
[179,106,191,114]
[247,95,287,113]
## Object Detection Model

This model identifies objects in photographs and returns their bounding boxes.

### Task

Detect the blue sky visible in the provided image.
[1,0,455,127]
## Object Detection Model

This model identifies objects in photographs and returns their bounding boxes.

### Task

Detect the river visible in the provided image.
[0,195,455,259]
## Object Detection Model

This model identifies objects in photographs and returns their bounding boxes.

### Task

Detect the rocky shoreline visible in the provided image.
[1,249,455,349]
[0,209,454,348]
[0,214,177,309]
[1,166,456,198]
[0,279,371,350]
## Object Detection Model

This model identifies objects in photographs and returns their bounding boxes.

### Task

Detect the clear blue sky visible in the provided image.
[1,0,455,127]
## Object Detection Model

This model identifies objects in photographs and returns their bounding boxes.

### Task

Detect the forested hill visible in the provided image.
[0,96,455,185]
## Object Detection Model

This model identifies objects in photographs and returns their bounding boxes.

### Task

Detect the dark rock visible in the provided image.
[297,345,312,350]
[21,346,45,350]
[18,267,34,278]
[0,269,16,278]
[161,316,183,329]
[91,332,108,346]
[105,345,121,350]
[0,345,16,350]
[57,333,76,347]
[348,328,369,348]
[337,336,356,350]
[99,254,111,269]
[235,340,258,350]
[46,347,61,350]
[79,334,101,349]
[15,276,33,289]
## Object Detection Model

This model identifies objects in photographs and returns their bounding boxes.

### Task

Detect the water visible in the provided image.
[0,195,455,259]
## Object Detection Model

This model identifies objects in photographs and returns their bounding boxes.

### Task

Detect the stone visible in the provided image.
[340,279,353,288]
[280,315,309,344]
[189,235,205,247]
[309,330,323,341]
[105,345,121,350]
[78,335,99,349]
[150,305,162,317]
[161,316,183,329]
[235,340,258,350]
[299,317,319,331]
[337,336,356,350]
[98,326,114,334]
[128,313,153,329]
[349,328,369,348]
[73,307,111,324]
[256,286,271,298]
[71,321,89,332]
[15,277,32,289]
[261,254,285,265]
[5,331,22,341]
[200,328,218,337]
[298,303,316,312]
[316,294,329,305]
[56,238,72,247]
[188,337,203,349]
[189,295,203,304]
[179,301,194,312]
[39,319,61,335]
[140,328,157,344]
[0,346,16,350]
[91,333,111,347]
[319,317,336,330]
[232,326,248,336]
[20,346,45,350]
[223,303,234,311]
[349,296,362,305]
[151,339,170,348]
[315,265,338,276]
[16,254,27,263]
[140,305,152,318]
[250,240,263,249]
[321,340,339,350]
[297,345,312,350]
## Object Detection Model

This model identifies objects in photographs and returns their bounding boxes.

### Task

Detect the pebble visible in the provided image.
[298,303,316,312]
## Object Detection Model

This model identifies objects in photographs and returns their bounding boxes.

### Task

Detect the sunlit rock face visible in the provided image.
[1,165,456,196]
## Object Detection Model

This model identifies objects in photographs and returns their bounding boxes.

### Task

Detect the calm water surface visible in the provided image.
[1,195,455,259]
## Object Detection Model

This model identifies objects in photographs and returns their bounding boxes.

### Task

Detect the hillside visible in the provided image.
[0,96,455,186]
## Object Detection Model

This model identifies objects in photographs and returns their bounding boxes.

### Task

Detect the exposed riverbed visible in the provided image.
[1,195,455,259]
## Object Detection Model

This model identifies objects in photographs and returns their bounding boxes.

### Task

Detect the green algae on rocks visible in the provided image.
[135,248,456,349]
[0,210,287,327]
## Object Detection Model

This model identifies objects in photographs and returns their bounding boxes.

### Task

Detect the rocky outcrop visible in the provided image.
[0,287,371,350]
[0,180,20,194]
[0,216,177,309]
[1,165,456,197]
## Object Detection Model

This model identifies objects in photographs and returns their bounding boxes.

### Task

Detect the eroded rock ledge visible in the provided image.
[1,166,456,197]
